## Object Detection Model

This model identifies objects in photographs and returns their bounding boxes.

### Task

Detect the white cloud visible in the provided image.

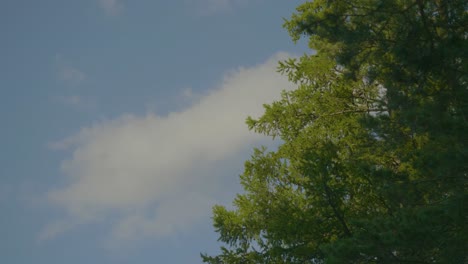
[43,52,295,245]
[98,0,124,16]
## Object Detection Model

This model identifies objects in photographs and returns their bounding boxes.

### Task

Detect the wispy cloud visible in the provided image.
[42,52,295,246]
[59,67,85,83]
[53,55,96,111]
[55,55,86,85]
[187,0,251,15]
[52,95,97,112]
[56,95,83,106]
[98,0,124,16]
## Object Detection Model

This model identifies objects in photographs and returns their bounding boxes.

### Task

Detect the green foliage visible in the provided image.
[202,0,467,263]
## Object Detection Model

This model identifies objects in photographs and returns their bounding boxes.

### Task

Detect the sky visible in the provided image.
[0,1,309,263]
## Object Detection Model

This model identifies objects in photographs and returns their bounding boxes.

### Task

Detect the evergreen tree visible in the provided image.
[202,1,467,263]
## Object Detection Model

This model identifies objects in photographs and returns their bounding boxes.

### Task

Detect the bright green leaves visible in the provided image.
[203,0,467,263]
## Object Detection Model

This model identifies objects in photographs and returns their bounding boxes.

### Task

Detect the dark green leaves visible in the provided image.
[203,1,467,263]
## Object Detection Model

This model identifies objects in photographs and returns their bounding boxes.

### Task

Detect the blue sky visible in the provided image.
[1,1,309,263]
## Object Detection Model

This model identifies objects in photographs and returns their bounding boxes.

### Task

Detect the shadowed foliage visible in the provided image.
[202,0,467,263]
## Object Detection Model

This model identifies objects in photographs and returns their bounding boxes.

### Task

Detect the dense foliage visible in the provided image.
[202,0,467,263]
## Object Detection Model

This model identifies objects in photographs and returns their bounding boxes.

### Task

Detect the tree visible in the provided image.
[202,0,467,263]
